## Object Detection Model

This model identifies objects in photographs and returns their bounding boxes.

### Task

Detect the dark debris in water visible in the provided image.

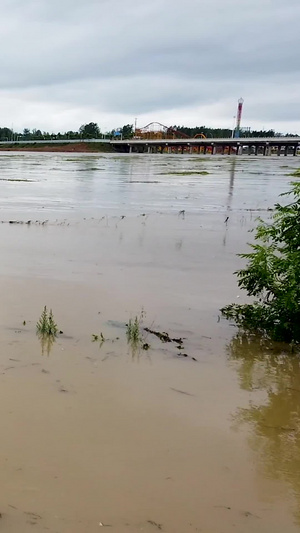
[0,178,34,182]
[2,219,48,225]
[147,520,163,530]
[170,387,194,396]
[1,219,71,226]
[176,352,197,361]
[142,342,150,350]
[144,327,184,344]
[144,327,197,361]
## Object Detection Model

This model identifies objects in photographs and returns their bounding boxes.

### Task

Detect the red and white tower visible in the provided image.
[235,98,244,138]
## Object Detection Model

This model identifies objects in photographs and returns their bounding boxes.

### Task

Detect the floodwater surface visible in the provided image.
[0,152,299,532]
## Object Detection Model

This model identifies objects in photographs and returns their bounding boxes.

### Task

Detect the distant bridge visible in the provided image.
[111,137,300,156]
[0,137,299,156]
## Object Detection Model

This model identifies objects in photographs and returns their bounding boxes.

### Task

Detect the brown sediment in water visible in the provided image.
[0,154,299,532]
[1,271,298,533]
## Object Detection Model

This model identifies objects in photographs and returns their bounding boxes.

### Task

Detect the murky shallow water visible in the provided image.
[0,152,299,532]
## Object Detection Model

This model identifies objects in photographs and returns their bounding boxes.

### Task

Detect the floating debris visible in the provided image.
[170,388,194,396]
[144,327,184,345]
[147,520,163,530]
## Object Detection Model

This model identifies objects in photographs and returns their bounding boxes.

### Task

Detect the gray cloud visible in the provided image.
[0,0,299,132]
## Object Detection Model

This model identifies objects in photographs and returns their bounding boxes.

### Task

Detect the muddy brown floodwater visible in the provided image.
[0,152,299,532]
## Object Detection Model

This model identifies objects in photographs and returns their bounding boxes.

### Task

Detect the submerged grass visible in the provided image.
[92,332,106,348]
[160,170,209,176]
[36,306,58,336]
[126,316,141,344]
[289,168,300,177]
[126,310,150,352]
[36,306,58,356]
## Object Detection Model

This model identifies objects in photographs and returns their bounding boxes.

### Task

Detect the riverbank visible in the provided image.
[0,141,114,152]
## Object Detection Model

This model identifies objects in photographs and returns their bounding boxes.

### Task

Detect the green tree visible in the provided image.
[65,130,79,140]
[32,129,43,139]
[121,124,134,139]
[221,182,300,343]
[0,127,13,141]
[79,122,100,139]
[23,128,31,139]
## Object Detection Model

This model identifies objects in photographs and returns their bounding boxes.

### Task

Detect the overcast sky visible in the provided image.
[0,0,299,133]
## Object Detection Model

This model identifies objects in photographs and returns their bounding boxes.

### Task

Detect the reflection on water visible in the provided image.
[38,332,56,356]
[223,158,237,246]
[227,158,237,210]
[128,342,152,363]
[228,333,300,524]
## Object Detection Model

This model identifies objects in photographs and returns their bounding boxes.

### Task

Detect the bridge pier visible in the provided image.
[248,145,252,155]
[254,145,258,156]
[284,145,289,156]
[277,145,282,156]
[293,145,298,156]
[211,144,216,155]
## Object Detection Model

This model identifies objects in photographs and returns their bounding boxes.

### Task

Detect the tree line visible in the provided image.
[171,126,299,138]
[0,122,297,142]
[0,123,135,142]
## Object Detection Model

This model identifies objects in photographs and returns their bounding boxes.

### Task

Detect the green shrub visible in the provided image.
[221,182,300,343]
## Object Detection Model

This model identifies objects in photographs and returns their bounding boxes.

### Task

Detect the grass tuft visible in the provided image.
[126,316,141,344]
[36,306,58,336]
